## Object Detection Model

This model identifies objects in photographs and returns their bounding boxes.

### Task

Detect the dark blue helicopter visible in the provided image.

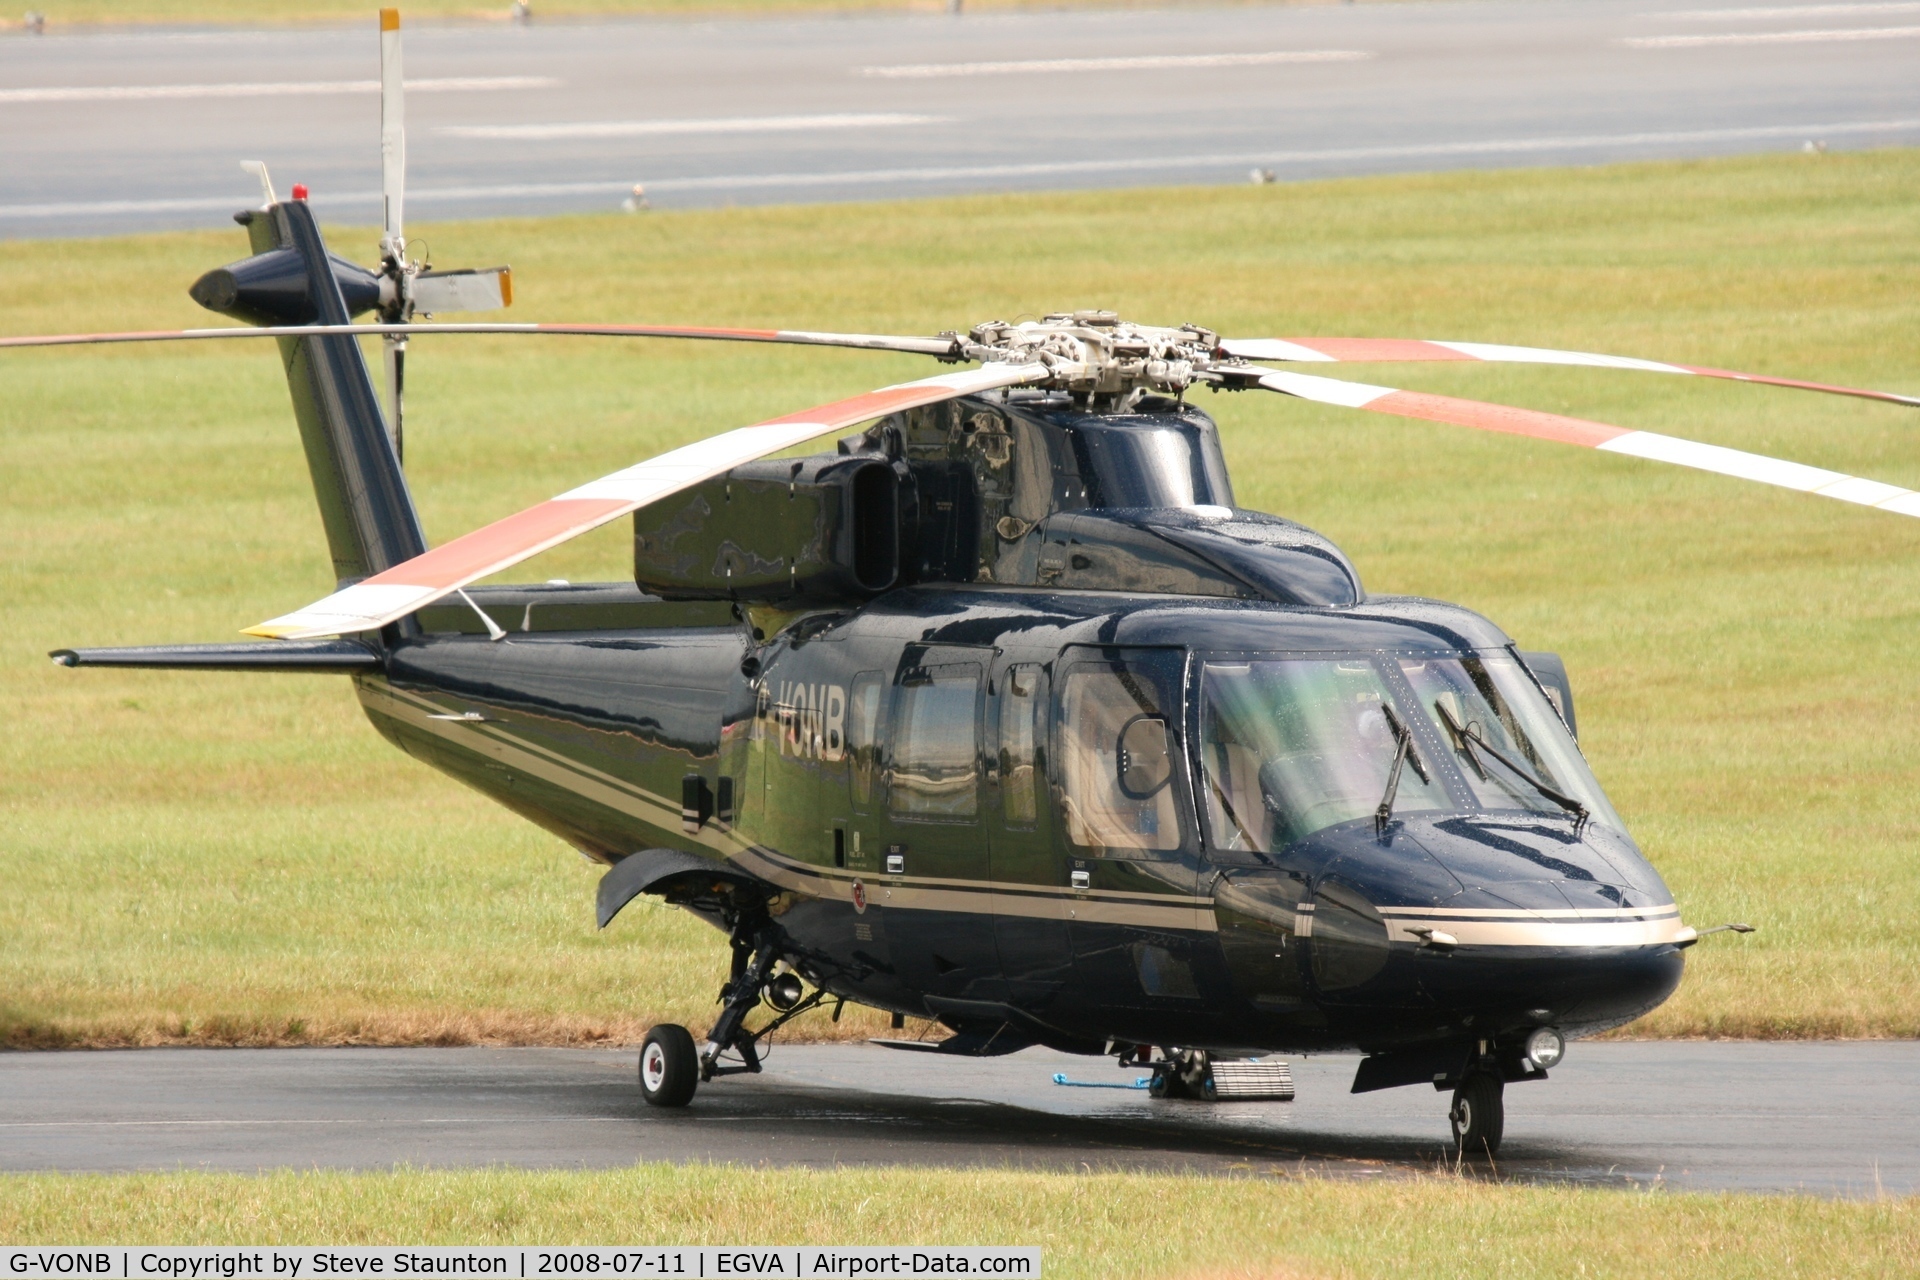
[32,17,1920,1159]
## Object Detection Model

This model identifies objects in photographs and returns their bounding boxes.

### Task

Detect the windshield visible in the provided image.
[1197,653,1621,853]
[1198,659,1450,853]
[1396,654,1622,832]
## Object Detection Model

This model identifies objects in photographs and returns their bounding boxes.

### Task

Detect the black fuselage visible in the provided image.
[359,582,1685,1064]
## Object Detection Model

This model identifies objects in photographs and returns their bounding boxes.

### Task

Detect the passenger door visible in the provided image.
[1052,646,1205,1009]
[879,644,998,996]
[987,659,1075,1009]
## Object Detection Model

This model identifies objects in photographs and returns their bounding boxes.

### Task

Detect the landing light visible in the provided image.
[1525,1026,1565,1071]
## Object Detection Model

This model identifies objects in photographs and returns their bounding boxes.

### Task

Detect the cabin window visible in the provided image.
[888,663,981,820]
[998,664,1046,827]
[848,671,886,811]
[1056,665,1182,853]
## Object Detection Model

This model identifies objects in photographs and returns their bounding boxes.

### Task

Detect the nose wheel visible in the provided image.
[1449,1071,1505,1157]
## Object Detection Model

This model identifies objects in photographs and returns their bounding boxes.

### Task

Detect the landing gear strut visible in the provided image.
[1450,1071,1505,1157]
[637,917,827,1108]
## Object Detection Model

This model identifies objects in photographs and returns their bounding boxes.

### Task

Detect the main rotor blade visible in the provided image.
[1217,338,1920,410]
[380,8,405,254]
[0,322,960,357]
[1232,366,1920,520]
[244,362,1045,640]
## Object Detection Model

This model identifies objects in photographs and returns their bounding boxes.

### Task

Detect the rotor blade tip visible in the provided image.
[381,8,400,30]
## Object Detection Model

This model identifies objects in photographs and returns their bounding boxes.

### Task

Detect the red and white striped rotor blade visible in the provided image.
[1218,338,1920,410]
[244,362,1044,640]
[0,322,959,357]
[1240,366,1920,520]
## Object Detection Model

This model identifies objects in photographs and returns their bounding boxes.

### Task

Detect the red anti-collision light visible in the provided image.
[291,184,309,201]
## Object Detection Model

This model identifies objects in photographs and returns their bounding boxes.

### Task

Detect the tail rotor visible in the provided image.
[378,7,409,461]
[372,7,513,463]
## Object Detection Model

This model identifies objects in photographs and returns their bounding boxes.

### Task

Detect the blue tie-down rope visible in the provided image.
[1052,1072,1152,1089]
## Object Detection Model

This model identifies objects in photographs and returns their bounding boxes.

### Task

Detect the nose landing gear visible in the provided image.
[1449,1071,1505,1157]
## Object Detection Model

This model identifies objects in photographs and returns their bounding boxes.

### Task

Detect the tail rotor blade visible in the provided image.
[380,8,405,257]
[383,336,407,463]
[411,267,513,315]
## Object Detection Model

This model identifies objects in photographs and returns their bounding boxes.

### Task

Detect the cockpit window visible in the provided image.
[1397,655,1622,832]
[1057,665,1183,854]
[1198,659,1450,853]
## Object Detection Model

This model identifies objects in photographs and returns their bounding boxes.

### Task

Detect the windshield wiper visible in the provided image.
[1375,704,1430,833]
[1434,700,1589,827]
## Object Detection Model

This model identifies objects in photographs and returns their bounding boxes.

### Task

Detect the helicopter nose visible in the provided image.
[1310,815,1687,1035]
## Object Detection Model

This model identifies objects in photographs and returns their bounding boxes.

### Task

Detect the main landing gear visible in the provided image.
[637,922,828,1109]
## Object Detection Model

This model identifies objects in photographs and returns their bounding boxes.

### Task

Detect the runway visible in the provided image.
[2,1042,1913,1196]
[2,0,1917,237]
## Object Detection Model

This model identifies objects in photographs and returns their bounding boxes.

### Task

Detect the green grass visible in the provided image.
[3,149,1919,1048]
[0,1166,1913,1277]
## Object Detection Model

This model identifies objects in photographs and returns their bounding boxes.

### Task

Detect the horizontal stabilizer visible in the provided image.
[50,639,381,673]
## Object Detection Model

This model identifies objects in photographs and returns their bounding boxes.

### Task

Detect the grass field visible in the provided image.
[1,1166,1914,1277]
[3,149,1919,1049]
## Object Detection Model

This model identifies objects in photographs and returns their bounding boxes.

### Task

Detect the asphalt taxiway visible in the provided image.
[2,1042,1913,1197]
[2,0,1917,235]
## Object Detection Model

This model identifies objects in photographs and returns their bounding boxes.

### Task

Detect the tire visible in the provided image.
[1450,1072,1505,1157]
[639,1024,699,1108]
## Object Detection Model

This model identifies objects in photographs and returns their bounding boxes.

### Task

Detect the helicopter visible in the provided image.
[16,11,1914,1160]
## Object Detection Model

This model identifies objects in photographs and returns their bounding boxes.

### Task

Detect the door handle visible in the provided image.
[1070,870,1090,891]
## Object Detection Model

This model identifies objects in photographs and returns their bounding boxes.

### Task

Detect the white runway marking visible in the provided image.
[0,77,556,105]
[1655,1,1920,17]
[441,113,942,141]
[3,118,1914,221]
[1624,24,1920,44]
[858,50,1372,79]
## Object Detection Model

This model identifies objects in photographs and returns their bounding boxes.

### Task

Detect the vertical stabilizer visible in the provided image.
[193,199,427,585]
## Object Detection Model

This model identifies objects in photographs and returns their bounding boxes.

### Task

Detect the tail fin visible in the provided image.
[191,199,426,584]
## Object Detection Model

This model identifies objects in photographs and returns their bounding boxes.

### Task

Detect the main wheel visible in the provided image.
[639,1024,699,1108]
[1450,1072,1505,1157]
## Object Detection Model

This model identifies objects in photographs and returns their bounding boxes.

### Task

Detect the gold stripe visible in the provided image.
[1387,916,1692,948]
[736,843,1216,931]
[1381,904,1678,920]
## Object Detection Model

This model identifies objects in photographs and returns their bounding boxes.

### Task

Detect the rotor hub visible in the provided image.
[959,311,1226,404]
